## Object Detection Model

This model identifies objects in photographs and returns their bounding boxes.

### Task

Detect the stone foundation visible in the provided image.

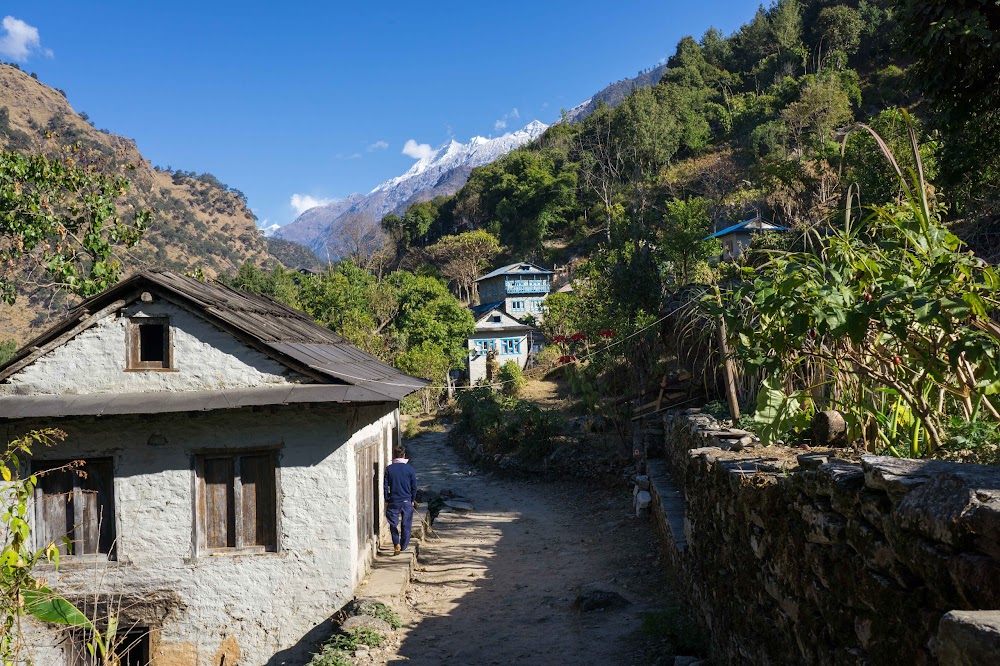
[647,411,1000,665]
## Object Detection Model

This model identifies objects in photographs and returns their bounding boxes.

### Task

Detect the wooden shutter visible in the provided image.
[202,458,235,548]
[76,460,115,556]
[239,454,276,549]
[35,465,73,555]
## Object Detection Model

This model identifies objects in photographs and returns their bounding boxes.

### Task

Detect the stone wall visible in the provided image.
[647,410,1000,665]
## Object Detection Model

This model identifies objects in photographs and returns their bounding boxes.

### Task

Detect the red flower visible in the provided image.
[558,355,578,364]
[571,332,587,342]
[552,335,568,344]
[598,329,616,339]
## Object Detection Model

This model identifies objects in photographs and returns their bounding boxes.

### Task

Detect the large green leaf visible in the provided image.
[22,584,94,628]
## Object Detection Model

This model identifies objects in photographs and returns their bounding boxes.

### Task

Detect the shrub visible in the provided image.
[497,360,527,397]
[456,388,563,459]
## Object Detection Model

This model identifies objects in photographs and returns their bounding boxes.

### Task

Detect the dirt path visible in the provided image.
[381,430,677,666]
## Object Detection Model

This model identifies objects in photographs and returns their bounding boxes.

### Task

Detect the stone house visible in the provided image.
[474,262,553,322]
[0,271,425,666]
[466,262,553,384]
[466,306,532,384]
[706,215,788,262]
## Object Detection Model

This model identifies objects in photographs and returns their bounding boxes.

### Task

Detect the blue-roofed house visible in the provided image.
[465,262,554,383]
[475,262,554,321]
[706,215,788,262]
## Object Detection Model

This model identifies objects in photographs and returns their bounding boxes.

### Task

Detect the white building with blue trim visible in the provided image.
[466,306,532,384]
[465,262,555,384]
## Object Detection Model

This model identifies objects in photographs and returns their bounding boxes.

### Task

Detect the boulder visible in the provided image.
[812,410,848,447]
[341,614,393,635]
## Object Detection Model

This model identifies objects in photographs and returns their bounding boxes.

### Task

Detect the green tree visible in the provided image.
[475,150,576,258]
[424,229,502,303]
[815,5,864,68]
[0,149,150,304]
[843,109,938,207]
[659,198,720,286]
[780,75,852,153]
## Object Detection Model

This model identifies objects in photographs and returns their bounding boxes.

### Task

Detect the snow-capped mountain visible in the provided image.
[370,120,548,197]
[275,120,548,254]
[258,222,282,237]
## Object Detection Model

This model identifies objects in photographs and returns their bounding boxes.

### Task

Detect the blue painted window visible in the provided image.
[529,299,544,312]
[473,339,497,353]
[500,338,521,355]
[511,300,525,311]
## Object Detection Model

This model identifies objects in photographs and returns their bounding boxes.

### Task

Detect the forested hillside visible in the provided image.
[382,0,977,323]
[0,64,275,342]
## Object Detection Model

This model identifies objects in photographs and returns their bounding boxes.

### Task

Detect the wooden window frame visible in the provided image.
[33,458,117,561]
[125,316,175,372]
[193,447,281,556]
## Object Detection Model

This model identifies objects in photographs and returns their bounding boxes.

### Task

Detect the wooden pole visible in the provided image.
[713,286,741,422]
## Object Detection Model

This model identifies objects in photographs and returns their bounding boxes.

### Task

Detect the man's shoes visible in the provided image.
[393,544,401,556]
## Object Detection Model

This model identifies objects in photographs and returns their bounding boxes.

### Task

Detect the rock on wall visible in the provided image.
[647,410,1000,665]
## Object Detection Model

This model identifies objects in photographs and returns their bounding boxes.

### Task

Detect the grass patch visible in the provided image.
[307,626,388,665]
[356,600,402,630]
[401,414,447,440]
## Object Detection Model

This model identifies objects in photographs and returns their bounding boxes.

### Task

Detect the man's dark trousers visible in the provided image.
[386,501,414,550]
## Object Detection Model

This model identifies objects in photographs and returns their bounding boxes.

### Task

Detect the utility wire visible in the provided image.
[329,303,687,392]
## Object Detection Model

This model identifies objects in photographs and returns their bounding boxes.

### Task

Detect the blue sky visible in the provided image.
[3,1,756,228]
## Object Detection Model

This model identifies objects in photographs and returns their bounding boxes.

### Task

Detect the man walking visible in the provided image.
[384,444,417,556]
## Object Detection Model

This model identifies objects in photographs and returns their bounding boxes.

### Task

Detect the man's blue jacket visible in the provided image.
[384,461,417,505]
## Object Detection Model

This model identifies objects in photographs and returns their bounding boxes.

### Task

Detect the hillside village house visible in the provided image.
[467,262,553,384]
[0,271,424,666]
[706,215,788,262]
[474,262,553,322]
[466,306,533,384]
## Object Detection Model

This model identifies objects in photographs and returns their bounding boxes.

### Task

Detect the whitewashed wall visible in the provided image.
[466,331,529,384]
[2,301,306,396]
[11,402,396,666]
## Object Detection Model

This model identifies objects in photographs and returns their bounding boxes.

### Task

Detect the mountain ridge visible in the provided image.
[276,120,549,255]
[275,64,670,254]
[0,64,273,342]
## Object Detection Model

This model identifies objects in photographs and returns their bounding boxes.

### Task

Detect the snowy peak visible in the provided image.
[258,223,282,237]
[370,120,548,195]
[276,120,549,254]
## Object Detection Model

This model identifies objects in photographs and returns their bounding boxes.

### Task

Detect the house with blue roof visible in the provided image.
[467,262,553,383]
[475,262,554,321]
[706,215,788,262]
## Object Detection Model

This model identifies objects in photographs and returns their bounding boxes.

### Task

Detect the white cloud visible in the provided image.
[290,193,334,215]
[402,139,434,160]
[0,16,50,61]
[367,140,389,152]
[494,107,521,133]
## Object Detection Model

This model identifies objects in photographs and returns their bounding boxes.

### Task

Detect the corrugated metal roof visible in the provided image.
[0,385,392,420]
[471,301,504,318]
[0,271,427,406]
[475,262,554,282]
[268,343,423,401]
[706,217,788,240]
